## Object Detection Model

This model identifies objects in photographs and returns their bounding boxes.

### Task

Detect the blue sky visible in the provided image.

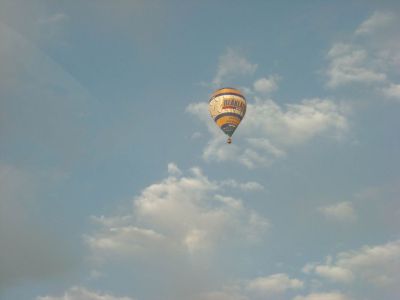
[1,1,400,300]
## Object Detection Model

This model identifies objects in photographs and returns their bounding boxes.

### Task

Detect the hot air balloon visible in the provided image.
[209,87,247,144]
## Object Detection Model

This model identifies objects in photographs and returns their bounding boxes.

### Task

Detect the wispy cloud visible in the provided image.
[382,83,400,100]
[293,292,352,300]
[318,201,357,222]
[303,239,400,289]
[246,273,304,294]
[253,75,280,94]
[167,162,182,176]
[193,285,248,300]
[192,273,303,299]
[36,286,135,300]
[219,179,264,191]
[325,11,400,98]
[188,97,348,168]
[202,239,400,299]
[213,48,257,87]
[37,13,69,25]
[326,43,386,88]
[355,11,395,35]
[190,46,351,168]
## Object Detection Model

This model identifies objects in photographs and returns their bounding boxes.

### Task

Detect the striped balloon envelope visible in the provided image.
[209,87,247,144]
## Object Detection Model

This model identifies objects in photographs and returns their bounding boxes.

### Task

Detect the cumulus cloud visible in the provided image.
[355,11,395,35]
[86,165,270,299]
[246,273,303,294]
[303,239,400,289]
[36,286,134,300]
[253,76,280,94]
[87,164,269,259]
[293,291,351,300]
[318,201,357,222]
[187,97,348,168]
[213,48,257,86]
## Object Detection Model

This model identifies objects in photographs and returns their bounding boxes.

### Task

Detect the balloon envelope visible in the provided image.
[209,87,247,139]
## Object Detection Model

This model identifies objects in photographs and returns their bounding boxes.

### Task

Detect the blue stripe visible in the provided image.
[214,112,243,122]
[209,92,246,102]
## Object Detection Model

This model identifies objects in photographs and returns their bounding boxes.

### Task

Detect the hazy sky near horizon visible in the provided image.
[1,1,400,300]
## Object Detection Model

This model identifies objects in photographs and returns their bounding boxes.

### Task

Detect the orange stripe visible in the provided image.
[216,115,241,127]
[212,87,244,98]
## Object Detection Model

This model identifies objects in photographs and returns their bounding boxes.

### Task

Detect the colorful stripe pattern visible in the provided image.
[209,87,246,137]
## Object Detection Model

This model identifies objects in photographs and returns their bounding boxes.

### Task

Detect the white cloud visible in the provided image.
[383,83,400,100]
[86,226,166,256]
[202,136,262,168]
[246,138,286,157]
[87,164,269,259]
[37,286,134,300]
[37,12,70,42]
[191,131,203,139]
[193,285,248,300]
[193,274,304,300]
[186,102,219,134]
[246,273,304,294]
[91,215,134,228]
[246,98,348,145]
[355,11,395,35]
[304,239,400,288]
[86,165,270,299]
[213,48,257,86]
[335,240,400,286]
[318,201,357,222]
[38,13,69,25]
[293,292,351,300]
[200,136,281,169]
[89,269,105,280]
[195,292,247,300]
[167,162,182,176]
[313,265,354,283]
[253,76,280,94]
[326,43,386,88]
[188,97,348,168]
[325,11,400,96]
[219,179,264,191]
[376,39,400,70]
